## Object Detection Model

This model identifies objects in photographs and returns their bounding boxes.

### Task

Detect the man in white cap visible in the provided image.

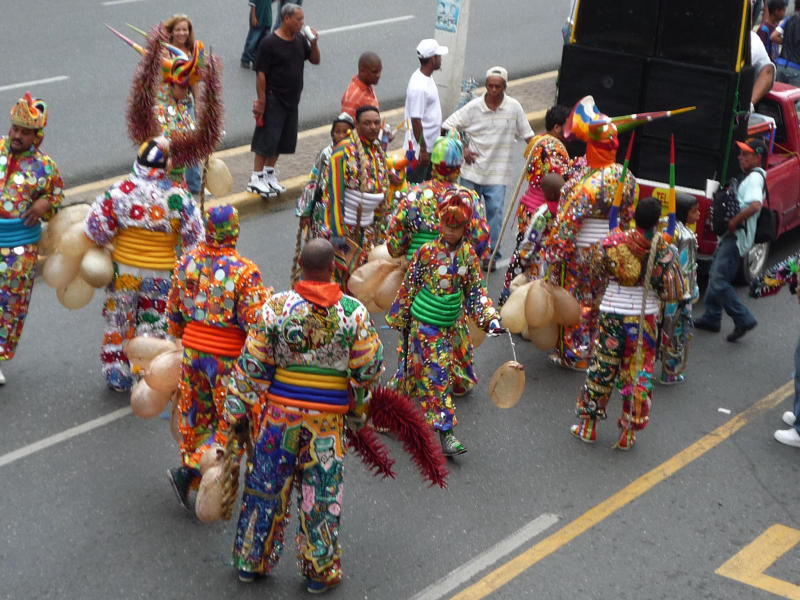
[404,38,448,183]
[443,66,534,271]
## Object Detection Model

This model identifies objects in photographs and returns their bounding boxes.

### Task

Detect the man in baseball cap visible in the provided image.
[404,39,449,184]
[416,38,449,59]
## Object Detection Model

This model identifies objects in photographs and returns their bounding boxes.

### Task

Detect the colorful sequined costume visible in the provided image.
[0,95,63,364]
[167,205,270,487]
[386,192,499,444]
[572,227,685,448]
[296,143,334,237]
[154,86,196,189]
[517,133,570,234]
[224,280,383,587]
[543,98,639,370]
[321,129,389,290]
[84,140,203,391]
[385,139,490,395]
[660,220,698,382]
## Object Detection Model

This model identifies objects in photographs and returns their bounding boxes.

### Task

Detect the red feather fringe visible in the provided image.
[346,426,396,480]
[170,53,224,168]
[126,26,163,145]
[370,386,449,489]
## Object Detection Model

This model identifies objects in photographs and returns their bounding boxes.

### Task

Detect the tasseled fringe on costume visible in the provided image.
[346,426,396,479]
[370,386,449,489]
[170,53,224,168]
[127,26,163,144]
[750,251,800,298]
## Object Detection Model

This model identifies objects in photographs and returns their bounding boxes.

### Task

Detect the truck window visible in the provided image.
[755,99,786,144]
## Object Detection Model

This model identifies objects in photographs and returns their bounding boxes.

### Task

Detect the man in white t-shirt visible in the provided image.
[442,66,535,270]
[404,38,448,183]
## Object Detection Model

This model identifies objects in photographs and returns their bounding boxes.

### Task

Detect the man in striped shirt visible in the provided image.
[442,66,534,271]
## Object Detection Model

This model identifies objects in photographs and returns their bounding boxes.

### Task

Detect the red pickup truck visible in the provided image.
[638,83,800,283]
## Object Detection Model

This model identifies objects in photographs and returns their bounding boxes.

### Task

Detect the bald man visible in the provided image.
[224,237,383,591]
[340,51,382,119]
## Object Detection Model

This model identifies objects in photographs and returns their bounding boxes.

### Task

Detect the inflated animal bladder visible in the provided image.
[489,361,525,408]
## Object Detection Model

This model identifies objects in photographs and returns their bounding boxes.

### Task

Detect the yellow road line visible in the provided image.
[451,381,794,599]
[717,524,800,599]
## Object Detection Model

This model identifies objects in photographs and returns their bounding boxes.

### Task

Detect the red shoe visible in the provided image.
[570,419,597,444]
[614,428,636,451]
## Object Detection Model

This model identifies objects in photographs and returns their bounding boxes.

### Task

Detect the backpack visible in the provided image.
[710,178,740,237]
[753,170,777,244]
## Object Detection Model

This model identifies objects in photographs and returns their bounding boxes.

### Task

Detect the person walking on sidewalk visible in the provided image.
[404,38,448,184]
[442,66,535,271]
[694,138,765,342]
[240,0,275,70]
[248,2,320,198]
[340,52,382,120]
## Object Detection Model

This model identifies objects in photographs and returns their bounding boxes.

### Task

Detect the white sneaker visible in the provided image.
[262,168,286,194]
[0,366,5,385]
[247,172,274,197]
[782,411,797,427]
[774,428,800,447]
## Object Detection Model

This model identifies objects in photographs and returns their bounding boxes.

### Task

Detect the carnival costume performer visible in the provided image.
[544,97,638,370]
[84,137,203,391]
[165,205,270,509]
[116,24,223,198]
[499,173,566,306]
[385,131,489,396]
[570,197,686,450]
[223,238,383,592]
[296,112,355,238]
[321,105,389,291]
[659,193,699,385]
[386,190,502,456]
[0,93,63,385]
[517,105,571,235]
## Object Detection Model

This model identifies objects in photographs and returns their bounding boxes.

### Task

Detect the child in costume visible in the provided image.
[517,105,571,236]
[570,197,686,450]
[385,131,490,395]
[659,193,699,384]
[296,113,354,238]
[165,205,270,509]
[499,172,565,305]
[386,189,501,456]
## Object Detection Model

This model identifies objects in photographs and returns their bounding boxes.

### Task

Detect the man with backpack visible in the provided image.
[694,137,767,342]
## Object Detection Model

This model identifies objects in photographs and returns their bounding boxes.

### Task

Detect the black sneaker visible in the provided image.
[167,467,194,511]
[693,318,721,333]
[482,258,497,273]
[727,321,757,342]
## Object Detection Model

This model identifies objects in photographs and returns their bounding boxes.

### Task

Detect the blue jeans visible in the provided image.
[460,178,506,258]
[700,234,757,329]
[241,25,268,64]
[794,335,800,433]
[184,164,202,194]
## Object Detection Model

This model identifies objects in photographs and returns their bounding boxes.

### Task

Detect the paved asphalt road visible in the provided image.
[1,0,568,185]
[3,201,800,599]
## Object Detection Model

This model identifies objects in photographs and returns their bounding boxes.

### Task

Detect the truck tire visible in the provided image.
[738,241,770,284]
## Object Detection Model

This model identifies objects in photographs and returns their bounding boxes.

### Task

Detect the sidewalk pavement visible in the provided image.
[63,71,557,218]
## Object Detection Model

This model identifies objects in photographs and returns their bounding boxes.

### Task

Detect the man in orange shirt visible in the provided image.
[340,51,382,119]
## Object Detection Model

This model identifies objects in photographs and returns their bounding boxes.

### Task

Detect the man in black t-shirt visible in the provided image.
[248,2,320,198]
